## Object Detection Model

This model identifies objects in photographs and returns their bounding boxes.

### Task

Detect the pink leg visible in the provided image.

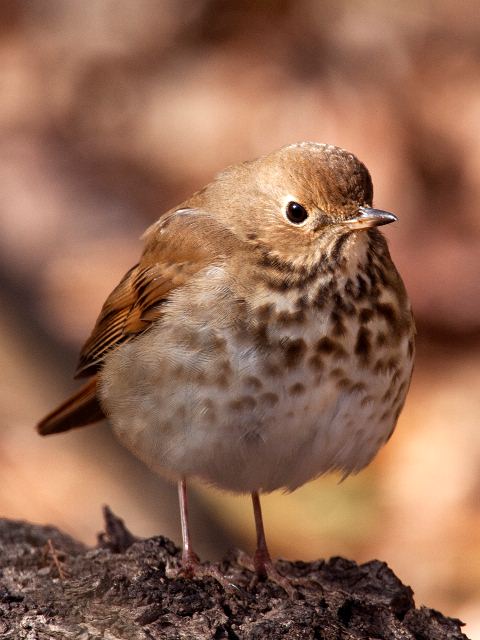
[175,478,239,591]
[252,490,271,579]
[178,477,199,574]
[250,491,296,597]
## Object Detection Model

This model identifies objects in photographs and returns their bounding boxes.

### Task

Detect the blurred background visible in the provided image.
[1,0,479,635]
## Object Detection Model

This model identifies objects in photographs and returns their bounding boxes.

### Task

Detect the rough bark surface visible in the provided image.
[0,509,469,640]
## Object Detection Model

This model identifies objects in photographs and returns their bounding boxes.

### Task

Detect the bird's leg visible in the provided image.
[173,477,243,593]
[178,477,199,576]
[251,490,270,579]
[250,491,296,597]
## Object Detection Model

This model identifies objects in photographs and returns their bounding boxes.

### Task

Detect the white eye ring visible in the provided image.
[285,201,309,225]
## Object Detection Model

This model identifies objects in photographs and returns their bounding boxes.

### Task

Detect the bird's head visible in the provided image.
[202,142,396,270]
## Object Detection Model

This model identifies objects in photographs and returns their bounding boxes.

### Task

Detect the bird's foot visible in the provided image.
[180,548,200,579]
[233,548,298,598]
[165,548,199,579]
[166,549,242,594]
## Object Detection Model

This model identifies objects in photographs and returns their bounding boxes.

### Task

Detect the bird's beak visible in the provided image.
[342,206,398,230]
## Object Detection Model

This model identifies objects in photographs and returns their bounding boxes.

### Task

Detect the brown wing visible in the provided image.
[74,259,190,377]
[38,209,237,435]
[75,209,231,377]
[37,378,103,435]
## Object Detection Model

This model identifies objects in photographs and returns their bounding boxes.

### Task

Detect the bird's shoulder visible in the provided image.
[75,208,242,378]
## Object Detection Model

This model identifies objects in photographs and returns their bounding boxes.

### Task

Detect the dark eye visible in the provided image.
[286,201,308,224]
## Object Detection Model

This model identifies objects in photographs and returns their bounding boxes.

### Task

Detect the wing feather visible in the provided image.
[74,209,236,378]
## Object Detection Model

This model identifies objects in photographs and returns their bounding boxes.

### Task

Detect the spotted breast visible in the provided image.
[99,225,414,493]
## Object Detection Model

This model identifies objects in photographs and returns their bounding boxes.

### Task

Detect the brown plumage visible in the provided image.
[38,211,239,435]
[37,378,103,435]
[37,142,414,585]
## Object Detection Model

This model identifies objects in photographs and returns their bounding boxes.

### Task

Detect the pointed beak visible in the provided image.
[342,206,398,230]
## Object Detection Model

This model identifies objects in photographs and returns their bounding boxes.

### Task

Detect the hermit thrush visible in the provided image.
[38,142,415,582]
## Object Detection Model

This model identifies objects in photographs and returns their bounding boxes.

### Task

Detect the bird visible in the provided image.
[37,141,415,584]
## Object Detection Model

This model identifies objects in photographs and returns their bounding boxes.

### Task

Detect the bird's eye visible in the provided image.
[286,201,308,225]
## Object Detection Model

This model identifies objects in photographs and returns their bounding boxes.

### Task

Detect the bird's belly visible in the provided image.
[100,319,413,493]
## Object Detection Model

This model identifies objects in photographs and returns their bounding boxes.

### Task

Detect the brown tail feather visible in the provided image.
[37,378,105,435]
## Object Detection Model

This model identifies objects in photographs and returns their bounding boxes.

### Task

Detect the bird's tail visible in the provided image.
[37,377,105,435]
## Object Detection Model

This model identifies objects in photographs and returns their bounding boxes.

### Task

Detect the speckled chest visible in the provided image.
[100,257,414,492]
[220,269,412,423]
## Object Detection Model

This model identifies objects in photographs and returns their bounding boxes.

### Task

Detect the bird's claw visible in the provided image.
[232,548,299,599]
[166,552,244,595]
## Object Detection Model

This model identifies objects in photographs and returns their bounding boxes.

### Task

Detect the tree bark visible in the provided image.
[0,508,469,639]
